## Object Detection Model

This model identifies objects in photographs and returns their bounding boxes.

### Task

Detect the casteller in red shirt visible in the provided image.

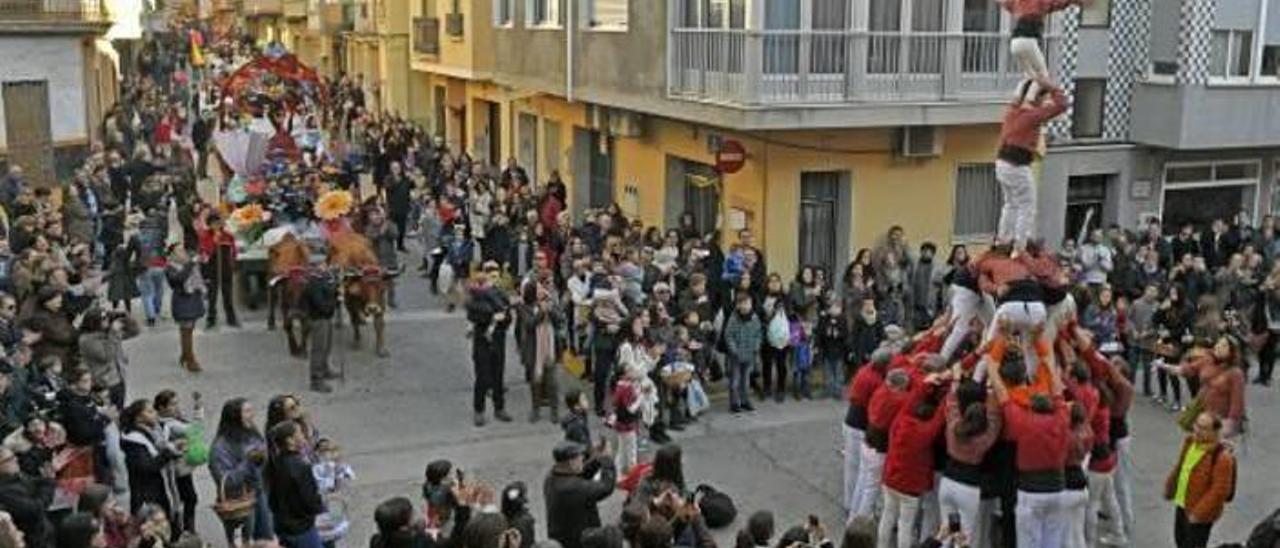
[882,383,947,496]
[1002,396,1071,492]
[866,371,913,454]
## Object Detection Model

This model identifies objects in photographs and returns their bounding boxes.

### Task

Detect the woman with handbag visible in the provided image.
[155,390,204,535]
[210,398,272,544]
[1153,286,1193,412]
[1158,335,1248,438]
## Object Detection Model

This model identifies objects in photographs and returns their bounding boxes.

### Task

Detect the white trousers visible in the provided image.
[1016,490,1067,548]
[918,474,941,543]
[1011,36,1050,97]
[938,477,993,548]
[1086,470,1127,545]
[1114,436,1135,540]
[878,488,922,548]
[941,285,996,360]
[996,159,1037,245]
[851,444,885,518]
[844,425,865,514]
[1061,488,1089,548]
[616,430,638,475]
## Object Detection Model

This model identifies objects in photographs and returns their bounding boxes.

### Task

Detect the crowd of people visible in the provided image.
[0,4,1273,548]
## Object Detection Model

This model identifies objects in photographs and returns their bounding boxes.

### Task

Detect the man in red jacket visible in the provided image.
[850,367,911,518]
[995,77,1068,249]
[198,212,239,328]
[879,374,949,548]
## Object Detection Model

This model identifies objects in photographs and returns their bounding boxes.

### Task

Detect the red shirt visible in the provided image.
[1004,0,1075,19]
[867,382,912,453]
[198,228,238,262]
[883,385,946,496]
[999,89,1068,155]
[848,364,884,408]
[1002,399,1070,473]
[974,251,1035,296]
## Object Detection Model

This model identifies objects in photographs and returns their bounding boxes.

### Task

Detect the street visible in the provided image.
[125,256,1280,547]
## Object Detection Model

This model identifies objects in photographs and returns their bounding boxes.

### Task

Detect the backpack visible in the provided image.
[694,484,737,529]
[1247,508,1280,548]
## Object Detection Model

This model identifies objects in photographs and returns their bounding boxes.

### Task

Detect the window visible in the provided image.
[962,0,1001,72]
[1080,0,1110,27]
[543,120,560,177]
[584,0,627,29]
[494,0,512,25]
[1262,46,1280,79]
[1210,30,1253,79]
[953,163,1001,239]
[1071,79,1105,138]
[1164,161,1260,185]
[526,0,560,27]
[800,172,842,273]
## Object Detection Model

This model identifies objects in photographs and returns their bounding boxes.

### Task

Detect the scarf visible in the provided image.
[534,311,555,381]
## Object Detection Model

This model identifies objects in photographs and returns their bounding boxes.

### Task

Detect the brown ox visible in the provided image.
[267,234,312,356]
[328,231,391,357]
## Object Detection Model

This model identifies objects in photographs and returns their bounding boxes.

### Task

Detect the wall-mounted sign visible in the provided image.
[715,139,746,174]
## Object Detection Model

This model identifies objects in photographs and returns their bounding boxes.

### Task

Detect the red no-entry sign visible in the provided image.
[715,139,746,174]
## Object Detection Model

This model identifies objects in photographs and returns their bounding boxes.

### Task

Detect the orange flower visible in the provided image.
[230,203,266,227]
[314,190,354,220]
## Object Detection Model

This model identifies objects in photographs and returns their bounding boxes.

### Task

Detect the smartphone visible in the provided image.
[947,512,961,534]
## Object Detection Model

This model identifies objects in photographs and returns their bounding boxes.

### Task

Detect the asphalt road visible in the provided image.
[123,248,1280,547]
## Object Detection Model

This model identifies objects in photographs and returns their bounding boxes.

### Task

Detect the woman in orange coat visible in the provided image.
[1159,335,1246,437]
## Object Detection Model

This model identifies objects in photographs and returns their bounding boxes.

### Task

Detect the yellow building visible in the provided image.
[341,0,410,116]
[407,0,1033,279]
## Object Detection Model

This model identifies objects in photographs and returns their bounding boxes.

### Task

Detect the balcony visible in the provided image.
[1131,81,1280,150]
[668,29,1047,107]
[414,16,439,55]
[242,0,282,17]
[0,0,106,23]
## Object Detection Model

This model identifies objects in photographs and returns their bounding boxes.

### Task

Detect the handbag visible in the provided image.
[687,379,710,416]
[561,349,585,378]
[184,423,209,467]
[211,476,257,522]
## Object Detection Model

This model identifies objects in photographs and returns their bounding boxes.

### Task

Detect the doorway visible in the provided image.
[799,171,850,277]
[518,112,538,183]
[572,128,614,214]
[664,156,721,236]
[2,81,55,188]
[487,100,501,169]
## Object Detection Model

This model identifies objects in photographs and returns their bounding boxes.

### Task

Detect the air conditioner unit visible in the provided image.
[607,110,646,138]
[896,126,942,158]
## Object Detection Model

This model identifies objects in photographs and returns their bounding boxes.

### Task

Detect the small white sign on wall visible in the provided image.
[727,208,747,231]
[1131,179,1153,200]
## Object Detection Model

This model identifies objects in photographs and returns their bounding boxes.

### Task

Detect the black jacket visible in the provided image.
[300,273,339,320]
[120,427,178,513]
[560,411,591,447]
[57,390,107,446]
[267,451,326,536]
[543,458,616,548]
[0,473,54,548]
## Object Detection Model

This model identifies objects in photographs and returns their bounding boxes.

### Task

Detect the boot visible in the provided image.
[179,327,201,373]
[494,410,514,423]
[530,384,542,423]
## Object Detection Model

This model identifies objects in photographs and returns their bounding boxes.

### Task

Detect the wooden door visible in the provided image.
[3,81,55,188]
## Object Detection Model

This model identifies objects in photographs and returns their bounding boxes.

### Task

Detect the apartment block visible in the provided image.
[1040,0,1280,243]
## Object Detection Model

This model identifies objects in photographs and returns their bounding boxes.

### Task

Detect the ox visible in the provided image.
[328,232,392,357]
[267,234,312,356]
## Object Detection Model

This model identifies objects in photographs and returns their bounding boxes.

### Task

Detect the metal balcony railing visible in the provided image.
[668,28,1056,105]
[0,0,105,22]
[414,16,440,55]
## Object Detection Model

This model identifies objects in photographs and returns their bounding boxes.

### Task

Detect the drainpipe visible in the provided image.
[566,0,574,102]
[1252,0,1267,82]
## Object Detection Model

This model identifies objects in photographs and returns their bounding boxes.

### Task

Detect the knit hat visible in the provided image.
[553,441,586,463]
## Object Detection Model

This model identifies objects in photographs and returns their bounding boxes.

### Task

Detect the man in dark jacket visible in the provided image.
[299,268,340,393]
[544,441,615,548]
[385,161,414,252]
[267,420,325,547]
[0,446,54,548]
[467,261,513,427]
